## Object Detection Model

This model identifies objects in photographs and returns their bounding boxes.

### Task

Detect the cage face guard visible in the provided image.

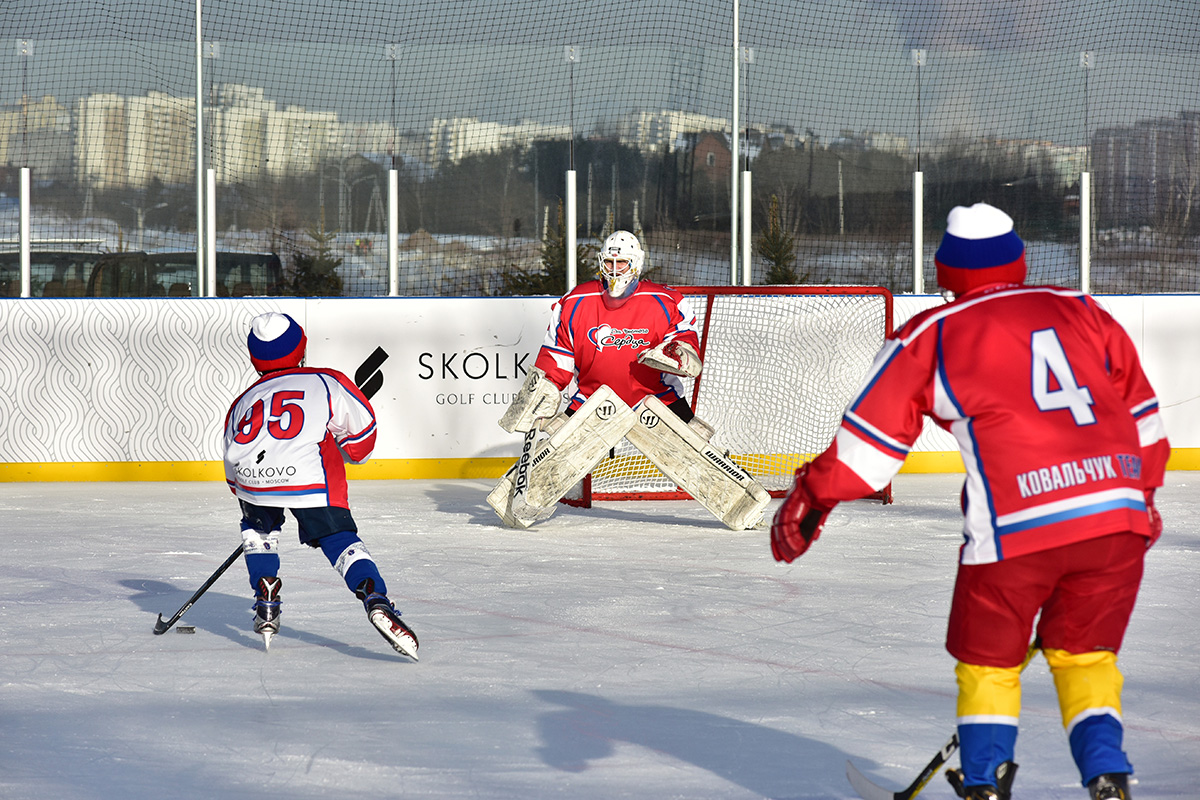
[598,231,645,298]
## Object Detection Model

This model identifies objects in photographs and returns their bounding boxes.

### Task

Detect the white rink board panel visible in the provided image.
[0,296,552,464]
[0,298,293,462]
[306,297,552,461]
[0,294,1198,469]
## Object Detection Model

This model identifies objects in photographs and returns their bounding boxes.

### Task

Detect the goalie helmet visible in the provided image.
[597,230,645,299]
[248,312,307,373]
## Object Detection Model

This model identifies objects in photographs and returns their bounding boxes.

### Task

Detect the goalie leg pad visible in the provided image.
[487,386,637,527]
[626,395,771,530]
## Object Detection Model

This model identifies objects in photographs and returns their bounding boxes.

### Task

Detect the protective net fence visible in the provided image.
[1,1,1198,297]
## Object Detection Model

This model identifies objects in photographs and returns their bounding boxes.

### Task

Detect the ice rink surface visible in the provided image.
[0,474,1196,800]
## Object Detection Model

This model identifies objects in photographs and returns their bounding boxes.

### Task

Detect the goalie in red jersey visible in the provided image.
[487,230,769,531]
[771,204,1168,800]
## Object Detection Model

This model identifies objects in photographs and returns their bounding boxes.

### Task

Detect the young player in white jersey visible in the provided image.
[770,204,1168,800]
[488,231,770,530]
[223,312,418,659]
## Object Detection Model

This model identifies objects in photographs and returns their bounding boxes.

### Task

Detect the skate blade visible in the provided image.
[369,610,420,661]
[261,630,274,651]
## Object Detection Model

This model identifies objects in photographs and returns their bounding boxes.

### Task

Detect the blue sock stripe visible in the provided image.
[1069,714,1132,786]
[317,530,386,595]
[245,552,280,591]
[957,722,1018,787]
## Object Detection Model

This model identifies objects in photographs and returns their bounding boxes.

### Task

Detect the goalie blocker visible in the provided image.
[625,395,770,530]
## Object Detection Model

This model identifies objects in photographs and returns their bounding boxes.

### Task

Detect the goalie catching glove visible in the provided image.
[637,340,702,378]
[770,465,834,563]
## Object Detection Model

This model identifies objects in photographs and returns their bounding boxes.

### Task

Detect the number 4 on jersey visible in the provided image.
[1031,328,1095,425]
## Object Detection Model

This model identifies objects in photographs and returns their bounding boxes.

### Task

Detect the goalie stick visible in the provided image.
[508,425,539,519]
[152,544,245,634]
[844,643,1041,800]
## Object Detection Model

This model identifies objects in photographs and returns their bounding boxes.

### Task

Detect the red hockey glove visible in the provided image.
[770,466,833,563]
[1145,489,1162,548]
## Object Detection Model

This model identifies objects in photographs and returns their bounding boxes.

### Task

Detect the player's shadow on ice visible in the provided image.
[533,689,865,800]
[120,578,401,661]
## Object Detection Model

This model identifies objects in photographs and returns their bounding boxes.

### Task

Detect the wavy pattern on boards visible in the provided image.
[0,300,284,463]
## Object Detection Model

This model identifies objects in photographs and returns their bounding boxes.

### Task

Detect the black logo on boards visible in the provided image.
[355,346,389,400]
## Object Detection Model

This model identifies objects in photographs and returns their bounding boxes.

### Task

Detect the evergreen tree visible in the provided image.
[758,194,802,284]
[291,225,344,296]
[495,199,594,296]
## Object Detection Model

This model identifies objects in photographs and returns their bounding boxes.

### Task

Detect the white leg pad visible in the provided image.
[487,386,636,528]
[626,395,771,530]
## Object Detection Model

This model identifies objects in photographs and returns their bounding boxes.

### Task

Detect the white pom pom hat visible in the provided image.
[247,312,307,372]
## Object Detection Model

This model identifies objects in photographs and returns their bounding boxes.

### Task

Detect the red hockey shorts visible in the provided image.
[946,532,1146,667]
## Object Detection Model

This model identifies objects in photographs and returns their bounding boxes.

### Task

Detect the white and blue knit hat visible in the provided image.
[247,312,306,372]
[934,203,1027,294]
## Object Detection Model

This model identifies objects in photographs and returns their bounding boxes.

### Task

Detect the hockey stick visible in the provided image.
[511,426,537,509]
[845,643,1041,800]
[152,544,245,634]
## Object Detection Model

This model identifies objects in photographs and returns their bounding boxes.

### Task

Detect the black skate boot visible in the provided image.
[946,761,1018,800]
[355,578,419,661]
[253,576,281,651]
[1088,773,1131,800]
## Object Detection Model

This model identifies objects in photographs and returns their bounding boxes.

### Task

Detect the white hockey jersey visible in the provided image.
[223,367,377,509]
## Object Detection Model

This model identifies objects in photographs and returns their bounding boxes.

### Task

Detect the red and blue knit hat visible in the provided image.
[934,203,1026,295]
[248,312,306,373]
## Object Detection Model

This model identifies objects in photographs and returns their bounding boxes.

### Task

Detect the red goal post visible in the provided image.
[563,285,894,507]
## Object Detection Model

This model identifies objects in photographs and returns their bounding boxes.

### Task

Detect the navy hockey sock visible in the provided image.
[241,528,281,591]
[318,530,387,596]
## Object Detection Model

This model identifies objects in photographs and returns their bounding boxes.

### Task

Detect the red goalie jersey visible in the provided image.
[803,285,1169,564]
[533,279,701,411]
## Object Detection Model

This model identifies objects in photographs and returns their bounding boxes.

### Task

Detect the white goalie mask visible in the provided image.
[597,230,645,299]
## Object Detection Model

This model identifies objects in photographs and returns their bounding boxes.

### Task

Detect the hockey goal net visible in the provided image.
[564,285,894,506]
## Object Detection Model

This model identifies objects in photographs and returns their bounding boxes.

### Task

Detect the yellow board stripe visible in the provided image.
[2,449,1198,482]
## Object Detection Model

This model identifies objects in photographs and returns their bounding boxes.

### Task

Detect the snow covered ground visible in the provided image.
[0,474,1195,800]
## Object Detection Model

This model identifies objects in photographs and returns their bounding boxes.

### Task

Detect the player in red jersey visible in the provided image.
[533,229,702,419]
[488,231,769,530]
[223,312,418,659]
[770,204,1167,800]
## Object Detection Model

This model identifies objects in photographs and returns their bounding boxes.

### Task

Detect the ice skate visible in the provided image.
[1088,773,1131,800]
[253,576,281,651]
[947,761,1017,800]
[356,579,419,660]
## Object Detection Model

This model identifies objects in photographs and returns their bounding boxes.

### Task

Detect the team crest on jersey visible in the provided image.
[587,324,650,351]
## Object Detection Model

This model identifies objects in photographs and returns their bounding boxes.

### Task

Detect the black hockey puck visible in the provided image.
[177,625,196,634]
